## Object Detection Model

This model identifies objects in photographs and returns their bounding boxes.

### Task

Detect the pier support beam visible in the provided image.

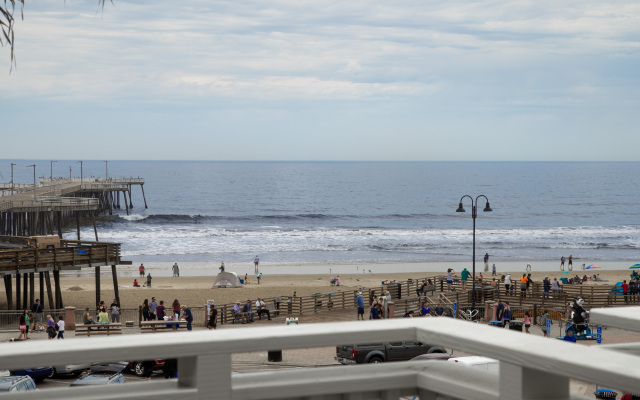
[111,265,120,307]
[57,211,63,239]
[39,272,44,307]
[53,270,63,309]
[76,212,81,240]
[141,184,148,209]
[4,275,12,310]
[95,266,101,309]
[92,214,99,242]
[29,272,35,308]
[22,272,28,312]
[15,272,21,311]
[44,272,54,310]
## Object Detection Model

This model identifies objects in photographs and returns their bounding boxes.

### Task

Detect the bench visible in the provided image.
[75,323,122,336]
[140,320,189,333]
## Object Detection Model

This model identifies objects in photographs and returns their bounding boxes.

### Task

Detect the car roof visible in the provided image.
[0,376,31,389]
[70,373,122,386]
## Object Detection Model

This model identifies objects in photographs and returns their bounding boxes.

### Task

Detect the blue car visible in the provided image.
[11,367,53,383]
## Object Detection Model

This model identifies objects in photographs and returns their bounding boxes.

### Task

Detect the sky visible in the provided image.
[1,0,639,161]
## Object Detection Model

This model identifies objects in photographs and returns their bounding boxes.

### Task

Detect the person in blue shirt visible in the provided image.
[563,330,577,342]
[435,303,444,316]
[356,292,365,320]
[419,306,431,316]
[182,305,194,331]
[370,303,381,320]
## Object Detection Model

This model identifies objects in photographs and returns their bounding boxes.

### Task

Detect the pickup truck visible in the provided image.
[335,341,447,364]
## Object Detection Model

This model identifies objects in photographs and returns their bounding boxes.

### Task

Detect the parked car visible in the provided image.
[335,341,447,364]
[0,376,37,392]
[70,364,126,387]
[126,359,165,377]
[447,356,499,374]
[10,367,53,383]
[49,364,92,378]
[409,353,455,362]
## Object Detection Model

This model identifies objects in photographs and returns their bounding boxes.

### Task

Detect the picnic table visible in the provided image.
[140,320,188,333]
[75,323,122,337]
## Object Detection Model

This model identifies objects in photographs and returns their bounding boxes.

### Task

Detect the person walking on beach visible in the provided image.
[182,305,194,331]
[254,256,260,273]
[31,299,43,332]
[139,263,145,277]
[57,315,65,339]
[502,302,511,327]
[145,273,152,287]
[208,304,218,329]
[257,272,262,284]
[461,268,471,290]
[540,310,552,337]
[110,299,120,323]
[142,299,150,321]
[172,263,179,277]
[244,273,249,285]
[560,256,565,271]
[504,273,512,295]
[484,253,489,272]
[492,264,497,276]
[149,297,158,320]
[356,292,365,320]
[524,311,531,333]
[219,262,225,273]
[568,255,573,270]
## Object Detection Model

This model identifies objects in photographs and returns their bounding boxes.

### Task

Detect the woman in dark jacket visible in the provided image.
[142,299,150,321]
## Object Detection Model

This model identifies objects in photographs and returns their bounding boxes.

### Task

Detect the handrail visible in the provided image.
[0,308,639,399]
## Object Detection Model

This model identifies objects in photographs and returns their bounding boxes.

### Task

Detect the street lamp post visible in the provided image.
[456,195,492,311]
[10,162,16,195]
[76,161,83,185]
[26,164,36,200]
[50,161,57,179]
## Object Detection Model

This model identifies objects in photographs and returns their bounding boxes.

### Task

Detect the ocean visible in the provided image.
[4,161,640,266]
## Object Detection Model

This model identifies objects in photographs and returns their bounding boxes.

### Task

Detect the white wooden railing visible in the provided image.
[1,307,639,400]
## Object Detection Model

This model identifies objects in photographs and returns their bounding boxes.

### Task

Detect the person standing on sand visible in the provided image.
[356,292,365,320]
[504,273,512,295]
[484,253,489,272]
[254,256,260,273]
[139,263,145,277]
[219,262,225,273]
[244,273,249,284]
[145,273,152,287]
[172,263,179,277]
[461,268,470,290]
[568,255,573,270]
[560,256,565,271]
[257,272,262,284]
[492,264,496,276]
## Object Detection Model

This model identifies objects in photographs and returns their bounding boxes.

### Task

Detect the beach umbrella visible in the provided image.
[629,264,640,269]
[586,265,601,269]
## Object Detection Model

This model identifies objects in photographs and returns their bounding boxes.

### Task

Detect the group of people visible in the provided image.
[134,265,152,288]
[17,299,65,340]
[233,298,272,323]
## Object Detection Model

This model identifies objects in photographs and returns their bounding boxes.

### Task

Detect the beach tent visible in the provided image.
[213,272,243,288]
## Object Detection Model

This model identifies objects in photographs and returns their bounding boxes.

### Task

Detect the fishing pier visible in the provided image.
[0,175,142,310]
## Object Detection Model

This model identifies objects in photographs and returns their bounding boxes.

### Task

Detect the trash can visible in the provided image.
[268,350,282,362]
[509,321,523,332]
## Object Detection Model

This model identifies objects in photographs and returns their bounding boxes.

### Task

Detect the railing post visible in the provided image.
[179,354,230,399]
[499,362,569,400]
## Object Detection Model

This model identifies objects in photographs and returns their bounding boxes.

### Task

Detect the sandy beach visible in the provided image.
[4,261,632,311]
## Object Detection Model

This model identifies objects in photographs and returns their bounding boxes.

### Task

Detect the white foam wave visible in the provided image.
[119,214,150,221]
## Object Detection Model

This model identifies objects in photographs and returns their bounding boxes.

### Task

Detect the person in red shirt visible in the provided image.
[622,280,629,303]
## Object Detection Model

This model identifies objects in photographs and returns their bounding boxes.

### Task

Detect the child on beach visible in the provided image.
[524,311,531,333]
[57,316,65,339]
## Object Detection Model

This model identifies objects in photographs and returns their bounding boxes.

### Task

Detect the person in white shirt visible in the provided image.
[254,256,260,273]
[57,316,65,339]
[504,273,512,295]
[255,297,271,320]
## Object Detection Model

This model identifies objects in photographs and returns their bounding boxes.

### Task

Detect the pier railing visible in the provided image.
[0,307,638,400]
